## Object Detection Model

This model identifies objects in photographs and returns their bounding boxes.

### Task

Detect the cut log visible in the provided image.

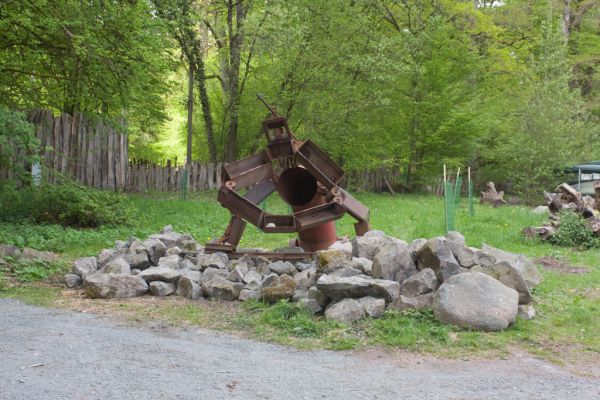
[480,182,508,207]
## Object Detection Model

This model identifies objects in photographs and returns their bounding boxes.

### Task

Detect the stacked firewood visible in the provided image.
[523,182,600,240]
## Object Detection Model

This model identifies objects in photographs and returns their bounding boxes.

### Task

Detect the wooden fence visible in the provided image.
[2,110,130,190]
[127,160,224,192]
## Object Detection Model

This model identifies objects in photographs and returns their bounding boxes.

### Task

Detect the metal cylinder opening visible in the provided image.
[277,167,317,206]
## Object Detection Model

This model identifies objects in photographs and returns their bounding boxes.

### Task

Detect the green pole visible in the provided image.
[454,176,462,206]
[468,179,474,216]
[181,168,189,200]
[445,181,455,233]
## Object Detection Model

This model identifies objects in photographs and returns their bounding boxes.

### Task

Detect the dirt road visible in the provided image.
[0,299,597,399]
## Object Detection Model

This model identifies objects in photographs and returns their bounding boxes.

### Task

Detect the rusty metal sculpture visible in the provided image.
[205,95,370,258]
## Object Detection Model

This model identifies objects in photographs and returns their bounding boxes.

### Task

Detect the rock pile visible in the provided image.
[66,226,542,331]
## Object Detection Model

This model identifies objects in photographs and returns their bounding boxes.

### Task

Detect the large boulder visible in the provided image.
[325,299,365,324]
[351,231,399,260]
[371,241,417,283]
[176,277,202,299]
[351,257,373,275]
[141,238,167,265]
[149,281,176,296]
[83,273,148,299]
[121,253,150,270]
[139,266,181,283]
[294,267,317,290]
[416,237,461,282]
[157,254,181,270]
[481,244,542,289]
[100,257,131,274]
[261,274,297,303]
[73,257,98,277]
[0,244,21,258]
[21,248,58,262]
[315,249,352,274]
[445,241,477,268]
[358,296,385,318]
[388,293,434,312]
[400,268,438,297]
[472,262,532,304]
[316,274,400,303]
[203,275,243,301]
[432,272,519,331]
[148,231,183,249]
[64,273,82,288]
[268,261,298,276]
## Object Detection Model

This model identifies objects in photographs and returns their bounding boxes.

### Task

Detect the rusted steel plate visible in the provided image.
[294,202,346,231]
[262,214,297,233]
[354,220,371,236]
[244,179,276,204]
[296,140,344,189]
[218,186,264,227]
[226,215,247,247]
[335,188,370,222]
[223,151,273,189]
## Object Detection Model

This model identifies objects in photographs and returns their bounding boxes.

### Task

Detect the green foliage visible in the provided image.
[550,211,598,249]
[0,257,69,283]
[0,180,136,228]
[0,108,39,178]
[368,309,450,348]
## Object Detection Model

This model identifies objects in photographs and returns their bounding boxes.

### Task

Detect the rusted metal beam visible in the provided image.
[296,140,344,189]
[244,179,276,204]
[294,202,346,231]
[217,186,264,227]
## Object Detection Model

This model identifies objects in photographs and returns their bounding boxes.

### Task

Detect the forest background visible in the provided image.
[1,0,599,202]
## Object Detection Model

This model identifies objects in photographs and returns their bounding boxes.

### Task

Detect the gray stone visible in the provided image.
[73,257,98,277]
[131,269,141,275]
[351,257,373,275]
[239,289,261,301]
[330,267,362,278]
[400,268,438,297]
[64,273,82,288]
[121,253,150,270]
[445,241,477,268]
[0,244,21,258]
[228,264,248,282]
[291,290,308,302]
[533,205,550,214]
[473,249,497,266]
[518,304,536,320]
[325,299,366,324]
[149,231,183,248]
[161,225,173,233]
[388,293,434,312]
[315,249,353,274]
[432,272,519,331]
[351,233,399,260]
[142,238,167,265]
[295,261,315,272]
[139,266,181,283]
[317,274,400,303]
[100,257,131,274]
[114,240,127,250]
[328,240,353,254]
[158,254,181,269]
[83,273,148,299]
[298,298,322,314]
[408,238,428,262]
[243,270,263,285]
[446,231,466,246]
[176,277,202,299]
[261,273,279,287]
[97,248,119,267]
[201,268,228,286]
[358,296,385,318]
[372,241,417,283]
[416,237,461,282]
[261,274,297,303]
[203,276,243,301]
[197,252,228,270]
[308,287,330,308]
[166,246,182,256]
[149,281,176,296]
[179,269,202,283]
[21,248,58,262]
[472,261,532,304]
[481,244,542,289]
[181,240,199,253]
[268,260,298,276]
[179,259,196,271]
[294,267,317,290]
[254,256,272,274]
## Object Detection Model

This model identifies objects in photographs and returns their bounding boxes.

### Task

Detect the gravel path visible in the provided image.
[0,299,597,400]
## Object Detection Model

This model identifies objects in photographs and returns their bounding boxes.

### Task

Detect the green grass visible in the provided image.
[0,191,599,364]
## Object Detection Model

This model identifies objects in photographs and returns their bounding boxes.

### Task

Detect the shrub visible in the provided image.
[550,211,598,249]
[0,180,136,227]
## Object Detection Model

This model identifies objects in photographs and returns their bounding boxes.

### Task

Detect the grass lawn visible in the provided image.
[1,192,599,371]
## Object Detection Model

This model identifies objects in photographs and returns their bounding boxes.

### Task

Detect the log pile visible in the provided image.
[523,183,600,240]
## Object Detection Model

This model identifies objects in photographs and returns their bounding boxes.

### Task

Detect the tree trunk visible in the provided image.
[187,64,194,166]
[194,46,217,164]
